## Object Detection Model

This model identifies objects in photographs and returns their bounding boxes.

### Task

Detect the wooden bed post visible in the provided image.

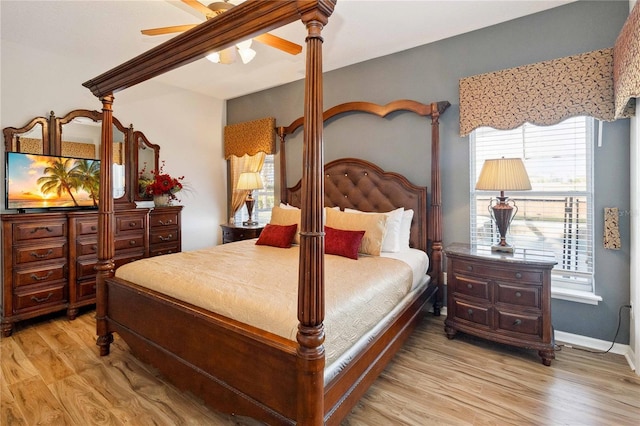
[430,102,443,316]
[277,127,287,203]
[96,94,116,355]
[297,4,333,424]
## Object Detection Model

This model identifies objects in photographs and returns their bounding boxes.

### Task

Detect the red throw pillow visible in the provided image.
[256,223,298,248]
[324,226,365,260]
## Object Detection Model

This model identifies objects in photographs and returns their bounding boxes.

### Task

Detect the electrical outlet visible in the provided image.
[443,272,448,285]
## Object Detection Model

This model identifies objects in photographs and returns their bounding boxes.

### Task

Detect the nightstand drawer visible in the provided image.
[453,274,490,300]
[497,310,541,336]
[496,284,540,308]
[453,300,491,326]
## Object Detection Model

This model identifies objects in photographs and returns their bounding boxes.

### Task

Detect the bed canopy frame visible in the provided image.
[83,1,448,424]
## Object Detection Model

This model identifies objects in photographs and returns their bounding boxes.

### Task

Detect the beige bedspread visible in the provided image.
[115,240,414,365]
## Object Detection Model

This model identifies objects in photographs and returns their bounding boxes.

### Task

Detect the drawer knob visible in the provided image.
[30,271,53,281]
[513,319,522,326]
[467,283,473,289]
[129,240,137,246]
[91,225,97,231]
[467,309,474,316]
[129,222,136,227]
[30,292,53,303]
[91,245,97,252]
[30,249,53,259]
[158,219,173,226]
[515,272,523,279]
[159,234,173,241]
[515,291,522,298]
[466,265,473,271]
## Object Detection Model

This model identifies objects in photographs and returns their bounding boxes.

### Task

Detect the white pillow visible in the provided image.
[345,207,404,253]
[325,207,388,256]
[279,202,299,210]
[399,209,414,250]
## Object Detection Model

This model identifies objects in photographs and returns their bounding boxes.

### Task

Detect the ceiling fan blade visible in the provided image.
[141,24,198,36]
[181,0,216,18]
[254,33,302,55]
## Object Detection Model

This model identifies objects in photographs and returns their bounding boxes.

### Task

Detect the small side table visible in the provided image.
[220,223,264,244]
[444,243,557,366]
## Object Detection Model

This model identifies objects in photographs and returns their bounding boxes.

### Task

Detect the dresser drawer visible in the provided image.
[13,222,66,242]
[150,229,178,245]
[496,283,540,309]
[497,310,542,337]
[452,274,490,300]
[453,259,543,284]
[76,258,98,279]
[15,243,66,265]
[150,211,179,228]
[114,252,145,268]
[14,263,66,288]
[115,234,145,251]
[116,214,145,233]
[149,245,180,257]
[14,283,66,312]
[76,218,98,235]
[453,300,491,327]
[76,239,98,256]
[76,279,97,300]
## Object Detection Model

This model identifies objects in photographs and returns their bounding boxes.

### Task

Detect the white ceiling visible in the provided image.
[1,0,574,100]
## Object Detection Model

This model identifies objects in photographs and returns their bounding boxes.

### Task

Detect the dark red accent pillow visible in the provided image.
[256,223,298,248]
[324,226,365,260]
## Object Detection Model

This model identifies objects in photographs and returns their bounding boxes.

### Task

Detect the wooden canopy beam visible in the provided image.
[82,0,336,97]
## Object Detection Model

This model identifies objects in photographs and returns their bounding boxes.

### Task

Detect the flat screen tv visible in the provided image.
[5,152,100,211]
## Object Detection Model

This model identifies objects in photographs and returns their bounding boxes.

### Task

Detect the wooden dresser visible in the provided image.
[1,207,181,336]
[149,206,182,257]
[444,243,557,366]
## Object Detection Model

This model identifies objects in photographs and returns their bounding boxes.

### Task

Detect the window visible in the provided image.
[234,154,275,224]
[470,117,595,296]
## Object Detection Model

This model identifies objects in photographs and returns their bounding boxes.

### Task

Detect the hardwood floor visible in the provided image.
[2,309,639,425]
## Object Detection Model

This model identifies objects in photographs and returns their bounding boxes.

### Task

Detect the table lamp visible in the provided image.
[475,157,531,253]
[237,172,264,226]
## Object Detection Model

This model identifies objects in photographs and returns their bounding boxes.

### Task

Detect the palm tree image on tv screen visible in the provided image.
[6,152,100,210]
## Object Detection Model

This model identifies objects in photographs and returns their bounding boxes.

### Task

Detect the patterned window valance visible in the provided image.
[459,49,625,137]
[614,1,640,119]
[224,117,276,159]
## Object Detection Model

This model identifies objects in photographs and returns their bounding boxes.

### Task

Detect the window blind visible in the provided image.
[470,117,594,293]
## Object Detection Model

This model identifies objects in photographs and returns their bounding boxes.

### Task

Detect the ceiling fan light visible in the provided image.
[236,39,252,50]
[219,47,237,64]
[239,48,257,64]
[206,52,221,63]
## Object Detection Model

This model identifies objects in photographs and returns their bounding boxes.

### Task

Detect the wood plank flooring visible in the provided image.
[2,309,639,425]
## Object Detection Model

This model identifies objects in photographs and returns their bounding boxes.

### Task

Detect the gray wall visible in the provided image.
[228,1,631,343]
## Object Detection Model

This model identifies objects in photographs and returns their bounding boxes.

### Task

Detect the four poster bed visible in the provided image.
[82,1,449,424]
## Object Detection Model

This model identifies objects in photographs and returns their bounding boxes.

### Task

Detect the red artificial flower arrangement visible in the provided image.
[143,161,185,201]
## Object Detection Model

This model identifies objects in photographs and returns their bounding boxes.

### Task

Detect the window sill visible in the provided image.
[551,288,602,305]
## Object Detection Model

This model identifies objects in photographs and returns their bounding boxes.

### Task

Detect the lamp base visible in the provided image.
[491,243,515,253]
[242,220,259,226]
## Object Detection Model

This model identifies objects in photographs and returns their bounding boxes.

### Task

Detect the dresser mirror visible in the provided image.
[3,109,160,209]
[134,131,160,201]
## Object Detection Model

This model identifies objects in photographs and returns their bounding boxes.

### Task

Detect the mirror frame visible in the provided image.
[134,130,160,201]
[3,109,159,210]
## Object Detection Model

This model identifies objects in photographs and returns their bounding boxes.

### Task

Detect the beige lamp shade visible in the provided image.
[236,172,264,191]
[475,158,531,191]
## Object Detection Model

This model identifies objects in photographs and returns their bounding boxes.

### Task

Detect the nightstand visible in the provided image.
[220,223,264,244]
[444,243,557,366]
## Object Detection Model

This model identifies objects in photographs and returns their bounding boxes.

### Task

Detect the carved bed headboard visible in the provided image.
[285,157,428,253]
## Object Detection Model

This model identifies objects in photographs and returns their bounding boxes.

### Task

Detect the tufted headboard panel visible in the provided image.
[285,157,428,253]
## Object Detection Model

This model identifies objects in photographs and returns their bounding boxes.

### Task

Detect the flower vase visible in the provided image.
[153,194,170,207]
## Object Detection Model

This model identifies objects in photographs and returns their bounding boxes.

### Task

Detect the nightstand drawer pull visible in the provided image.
[467,283,473,289]
[515,272,522,279]
[515,291,522,297]
[158,234,173,241]
[466,265,473,271]
[467,309,474,316]
[158,219,174,226]
[513,319,522,326]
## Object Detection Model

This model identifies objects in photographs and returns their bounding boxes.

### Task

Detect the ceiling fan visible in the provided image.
[141,0,302,64]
